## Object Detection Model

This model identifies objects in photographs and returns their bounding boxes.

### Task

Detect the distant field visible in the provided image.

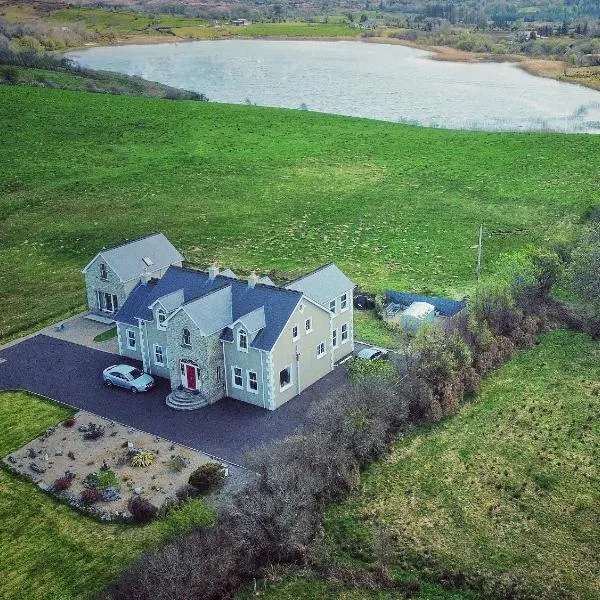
[0,391,213,600]
[1,85,598,341]
[46,7,359,40]
[315,330,600,599]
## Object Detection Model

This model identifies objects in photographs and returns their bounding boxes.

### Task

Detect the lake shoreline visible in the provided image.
[70,33,599,93]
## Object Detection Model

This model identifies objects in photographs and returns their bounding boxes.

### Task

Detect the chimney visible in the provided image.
[208,264,219,280]
[248,271,259,288]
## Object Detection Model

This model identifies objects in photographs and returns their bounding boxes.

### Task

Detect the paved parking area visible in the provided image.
[0,334,350,466]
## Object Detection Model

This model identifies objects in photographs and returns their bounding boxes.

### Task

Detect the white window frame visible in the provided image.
[99,263,108,281]
[154,343,164,366]
[299,303,305,313]
[182,328,191,347]
[329,299,336,314]
[126,329,136,350]
[341,323,349,343]
[247,370,258,394]
[237,329,248,352]
[317,341,326,359]
[305,317,313,334]
[216,365,222,383]
[292,324,299,341]
[332,328,338,348]
[340,292,349,312]
[232,366,244,390]
[156,308,167,330]
[279,366,293,392]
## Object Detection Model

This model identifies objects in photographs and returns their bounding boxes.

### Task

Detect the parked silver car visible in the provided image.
[102,364,155,393]
[356,347,389,361]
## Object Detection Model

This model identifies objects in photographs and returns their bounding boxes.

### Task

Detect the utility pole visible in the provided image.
[476,224,483,284]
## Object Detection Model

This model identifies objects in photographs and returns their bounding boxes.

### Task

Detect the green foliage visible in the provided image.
[0,390,213,600]
[569,223,600,311]
[0,65,18,83]
[93,326,117,342]
[1,85,598,342]
[347,357,398,382]
[188,462,225,493]
[84,469,121,491]
[413,326,471,388]
[131,450,154,468]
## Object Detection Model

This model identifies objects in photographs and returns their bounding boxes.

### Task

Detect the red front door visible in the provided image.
[186,364,197,390]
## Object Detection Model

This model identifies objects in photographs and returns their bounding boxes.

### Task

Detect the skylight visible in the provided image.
[142,256,154,266]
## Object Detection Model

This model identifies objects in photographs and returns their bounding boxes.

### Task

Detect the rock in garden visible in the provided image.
[7,455,16,464]
[67,451,75,460]
[27,448,37,459]
[133,487,142,495]
[29,462,46,474]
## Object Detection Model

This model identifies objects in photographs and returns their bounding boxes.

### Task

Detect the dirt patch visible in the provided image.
[3,410,218,521]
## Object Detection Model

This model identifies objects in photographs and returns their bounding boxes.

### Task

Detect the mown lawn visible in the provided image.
[0,390,214,600]
[316,330,600,599]
[1,86,598,341]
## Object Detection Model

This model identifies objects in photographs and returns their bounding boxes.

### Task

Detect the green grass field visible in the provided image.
[0,390,213,600]
[1,85,598,341]
[311,330,599,599]
[46,7,359,41]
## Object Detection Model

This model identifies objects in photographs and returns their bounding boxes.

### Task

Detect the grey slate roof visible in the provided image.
[179,286,233,335]
[285,263,355,307]
[152,289,185,312]
[115,266,303,351]
[234,306,266,333]
[83,233,184,282]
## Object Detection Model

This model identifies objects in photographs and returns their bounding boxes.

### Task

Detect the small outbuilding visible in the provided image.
[400,301,435,333]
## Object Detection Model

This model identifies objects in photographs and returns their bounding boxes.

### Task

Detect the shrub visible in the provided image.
[52,475,72,491]
[61,417,76,428]
[188,462,225,493]
[80,487,101,506]
[84,469,120,491]
[131,450,155,468]
[0,65,18,83]
[83,423,105,440]
[129,496,158,524]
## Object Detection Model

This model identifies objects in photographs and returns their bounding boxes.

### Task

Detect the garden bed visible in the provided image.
[2,410,217,521]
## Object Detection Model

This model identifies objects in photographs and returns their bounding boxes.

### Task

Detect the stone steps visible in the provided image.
[166,389,209,411]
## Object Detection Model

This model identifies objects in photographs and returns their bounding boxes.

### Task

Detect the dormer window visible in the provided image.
[182,328,191,347]
[329,299,336,314]
[99,263,107,280]
[157,308,167,328]
[238,329,248,352]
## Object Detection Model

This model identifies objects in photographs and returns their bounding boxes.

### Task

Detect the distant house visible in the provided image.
[83,234,356,411]
[231,19,252,26]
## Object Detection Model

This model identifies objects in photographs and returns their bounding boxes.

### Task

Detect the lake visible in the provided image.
[66,40,600,133]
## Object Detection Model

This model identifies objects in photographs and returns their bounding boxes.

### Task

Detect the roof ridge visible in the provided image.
[167,265,303,297]
[101,231,161,254]
[284,262,336,286]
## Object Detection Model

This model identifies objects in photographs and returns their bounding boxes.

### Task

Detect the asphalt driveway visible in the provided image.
[0,335,350,466]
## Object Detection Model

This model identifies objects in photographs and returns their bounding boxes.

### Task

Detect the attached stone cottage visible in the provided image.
[83,234,355,410]
[81,233,184,317]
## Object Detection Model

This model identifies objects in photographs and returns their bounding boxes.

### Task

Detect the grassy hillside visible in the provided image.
[0,390,213,600]
[1,85,599,340]
[302,330,598,599]
[1,64,207,98]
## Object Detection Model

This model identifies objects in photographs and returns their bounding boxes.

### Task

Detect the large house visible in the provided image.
[83,234,355,410]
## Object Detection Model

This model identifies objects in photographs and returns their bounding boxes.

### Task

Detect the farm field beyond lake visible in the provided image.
[66,40,600,132]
